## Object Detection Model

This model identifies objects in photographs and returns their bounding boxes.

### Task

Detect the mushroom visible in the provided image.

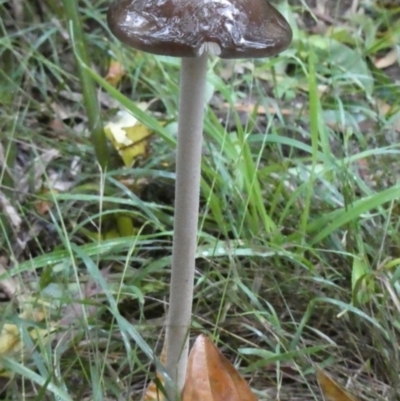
[107,0,292,399]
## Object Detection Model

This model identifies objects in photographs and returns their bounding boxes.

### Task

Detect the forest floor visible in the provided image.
[1,0,400,400]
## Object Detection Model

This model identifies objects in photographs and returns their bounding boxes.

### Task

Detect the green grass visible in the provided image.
[1,0,400,400]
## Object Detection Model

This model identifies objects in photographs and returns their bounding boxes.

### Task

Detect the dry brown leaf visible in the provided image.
[34,199,52,215]
[317,368,360,401]
[182,334,258,401]
[105,60,126,87]
[34,189,57,216]
[374,98,400,133]
[374,48,399,69]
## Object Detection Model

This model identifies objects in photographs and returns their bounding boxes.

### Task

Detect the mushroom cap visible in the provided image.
[107,0,292,59]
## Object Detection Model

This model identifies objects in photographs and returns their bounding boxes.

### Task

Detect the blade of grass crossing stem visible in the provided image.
[61,0,109,170]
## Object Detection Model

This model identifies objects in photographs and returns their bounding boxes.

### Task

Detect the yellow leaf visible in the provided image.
[0,308,54,376]
[118,125,152,167]
[182,334,258,401]
[317,368,360,401]
[0,323,21,355]
[104,109,153,167]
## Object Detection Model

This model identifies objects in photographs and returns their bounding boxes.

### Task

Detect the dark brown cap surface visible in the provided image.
[107,0,292,58]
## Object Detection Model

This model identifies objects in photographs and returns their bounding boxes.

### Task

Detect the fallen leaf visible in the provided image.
[0,191,22,233]
[317,368,360,401]
[105,60,126,87]
[0,308,52,377]
[374,48,399,69]
[182,334,258,401]
[34,189,57,216]
[104,109,153,167]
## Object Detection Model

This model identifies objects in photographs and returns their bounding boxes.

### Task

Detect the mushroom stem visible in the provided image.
[165,51,208,400]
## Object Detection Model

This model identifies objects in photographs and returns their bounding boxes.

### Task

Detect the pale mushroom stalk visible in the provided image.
[107,2,292,400]
[165,51,208,397]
